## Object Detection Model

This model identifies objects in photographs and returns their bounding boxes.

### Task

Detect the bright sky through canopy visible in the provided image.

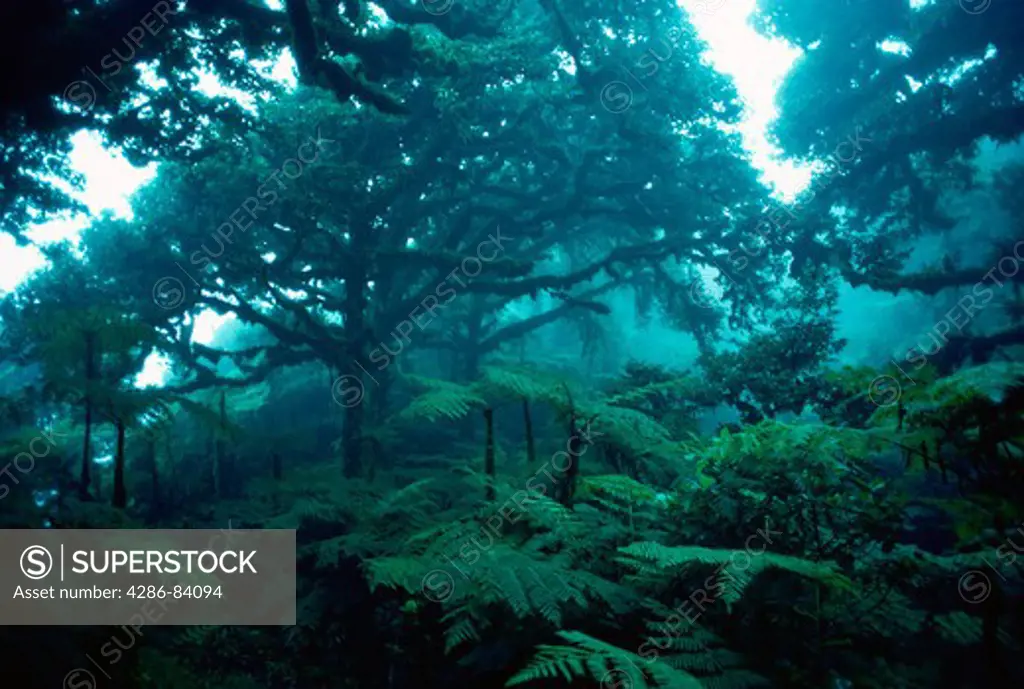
[0,130,157,293]
[679,0,808,198]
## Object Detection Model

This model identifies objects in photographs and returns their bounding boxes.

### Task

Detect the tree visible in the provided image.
[0,248,164,500]
[66,0,786,479]
[756,0,1024,370]
[0,0,455,238]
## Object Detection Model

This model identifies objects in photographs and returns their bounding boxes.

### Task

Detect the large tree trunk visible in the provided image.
[113,416,126,509]
[372,366,392,427]
[80,331,96,499]
[342,372,366,479]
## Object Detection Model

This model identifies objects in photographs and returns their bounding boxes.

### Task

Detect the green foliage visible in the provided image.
[391,363,689,485]
[577,475,660,506]
[863,361,1024,524]
[395,375,488,422]
[508,630,703,689]
[618,543,852,607]
[479,365,577,407]
[698,306,844,423]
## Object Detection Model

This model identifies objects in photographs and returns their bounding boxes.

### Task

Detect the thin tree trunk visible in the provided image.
[80,331,95,498]
[373,366,392,427]
[215,390,226,496]
[113,416,127,508]
[483,408,495,501]
[148,438,160,511]
[557,414,583,507]
[163,430,173,505]
[523,398,536,466]
[206,430,216,496]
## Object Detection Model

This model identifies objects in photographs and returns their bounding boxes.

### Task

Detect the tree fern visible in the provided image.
[396,376,487,422]
[639,617,766,688]
[507,640,597,686]
[868,361,1024,432]
[605,374,705,408]
[915,361,1024,405]
[630,606,770,687]
[578,475,661,506]
[507,490,589,544]
[478,364,576,407]
[618,543,852,607]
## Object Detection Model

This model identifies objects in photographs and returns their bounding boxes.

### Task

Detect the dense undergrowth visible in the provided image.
[2,353,1023,689]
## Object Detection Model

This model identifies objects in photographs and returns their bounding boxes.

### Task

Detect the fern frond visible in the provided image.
[605,375,701,407]
[365,556,429,593]
[506,642,597,686]
[479,365,573,406]
[397,377,486,422]
[578,475,660,504]
[512,491,588,542]
[442,610,482,653]
[618,542,852,606]
[509,630,703,689]
[934,611,1015,647]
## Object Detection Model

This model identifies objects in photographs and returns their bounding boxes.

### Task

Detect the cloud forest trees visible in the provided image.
[0,0,490,240]
[62,0,785,478]
[757,0,1024,372]
[0,250,179,503]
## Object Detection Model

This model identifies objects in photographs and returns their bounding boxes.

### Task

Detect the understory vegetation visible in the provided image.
[2,351,1023,689]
